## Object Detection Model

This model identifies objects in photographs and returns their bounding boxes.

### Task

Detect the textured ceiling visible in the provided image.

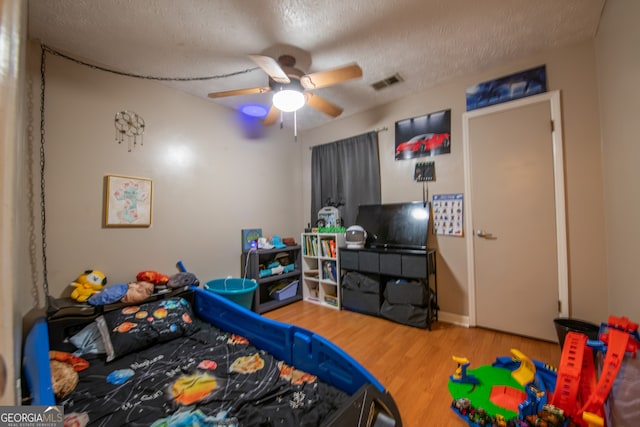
[27,0,605,130]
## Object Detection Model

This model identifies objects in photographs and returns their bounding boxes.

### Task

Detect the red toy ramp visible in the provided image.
[551,321,632,426]
[579,327,629,423]
[550,332,595,421]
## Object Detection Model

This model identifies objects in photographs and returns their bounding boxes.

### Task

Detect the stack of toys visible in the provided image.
[68,268,199,306]
[448,315,639,427]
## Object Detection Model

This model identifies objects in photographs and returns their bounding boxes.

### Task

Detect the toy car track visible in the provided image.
[549,332,596,421]
[551,316,633,426]
[579,326,630,424]
[449,315,639,427]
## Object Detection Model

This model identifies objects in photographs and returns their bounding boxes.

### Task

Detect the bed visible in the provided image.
[23,286,402,426]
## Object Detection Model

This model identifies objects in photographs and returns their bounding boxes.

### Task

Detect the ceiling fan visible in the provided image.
[207,53,362,125]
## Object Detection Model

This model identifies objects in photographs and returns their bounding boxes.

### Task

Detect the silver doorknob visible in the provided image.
[476,229,495,239]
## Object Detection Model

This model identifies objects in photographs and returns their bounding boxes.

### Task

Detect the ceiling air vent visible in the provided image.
[371,73,404,91]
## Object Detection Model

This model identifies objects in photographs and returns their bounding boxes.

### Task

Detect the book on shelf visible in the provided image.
[330,263,337,281]
[322,261,337,282]
[304,235,318,256]
[324,295,338,306]
[320,239,330,257]
[329,239,336,258]
[320,239,337,258]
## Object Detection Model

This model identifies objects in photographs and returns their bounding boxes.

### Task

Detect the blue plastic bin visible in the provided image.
[204,278,257,310]
[272,280,299,301]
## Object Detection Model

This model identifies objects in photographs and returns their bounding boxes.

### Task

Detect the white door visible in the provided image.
[463,91,568,342]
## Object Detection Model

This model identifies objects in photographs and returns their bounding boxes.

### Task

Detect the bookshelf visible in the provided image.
[301,232,345,309]
[240,245,302,313]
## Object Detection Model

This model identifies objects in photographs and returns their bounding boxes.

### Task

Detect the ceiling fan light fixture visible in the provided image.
[272,89,305,112]
[239,103,269,118]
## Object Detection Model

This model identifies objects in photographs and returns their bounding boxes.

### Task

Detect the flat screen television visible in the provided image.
[355,201,430,251]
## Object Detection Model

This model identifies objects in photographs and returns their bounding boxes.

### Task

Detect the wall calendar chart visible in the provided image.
[432,193,464,237]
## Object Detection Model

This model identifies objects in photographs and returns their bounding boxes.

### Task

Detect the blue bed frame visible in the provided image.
[23,286,402,426]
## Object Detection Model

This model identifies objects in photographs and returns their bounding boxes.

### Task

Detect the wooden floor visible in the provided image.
[264,301,561,427]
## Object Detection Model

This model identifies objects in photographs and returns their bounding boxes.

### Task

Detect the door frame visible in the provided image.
[462,90,569,327]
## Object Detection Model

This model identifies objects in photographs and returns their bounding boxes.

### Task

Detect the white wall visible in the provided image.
[596,0,640,318]
[25,45,303,304]
[301,40,608,324]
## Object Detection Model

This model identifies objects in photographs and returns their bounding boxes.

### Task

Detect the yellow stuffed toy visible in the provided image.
[70,270,107,302]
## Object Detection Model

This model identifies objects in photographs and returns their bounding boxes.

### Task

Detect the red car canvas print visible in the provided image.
[395,109,451,160]
[396,132,450,160]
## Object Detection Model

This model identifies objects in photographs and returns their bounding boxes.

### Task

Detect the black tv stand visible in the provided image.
[339,246,438,329]
[361,246,429,255]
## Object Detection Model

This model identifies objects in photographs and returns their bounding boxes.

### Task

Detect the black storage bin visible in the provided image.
[358,251,380,273]
[401,255,427,277]
[379,253,401,276]
[385,280,427,305]
[342,288,381,315]
[341,272,381,315]
[340,251,359,270]
[342,271,379,293]
[379,300,429,329]
[553,318,600,349]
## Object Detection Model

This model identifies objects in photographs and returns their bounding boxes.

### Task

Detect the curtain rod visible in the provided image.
[308,126,388,150]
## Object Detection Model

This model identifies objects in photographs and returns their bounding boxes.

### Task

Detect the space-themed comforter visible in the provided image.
[24,287,403,426]
[61,319,349,426]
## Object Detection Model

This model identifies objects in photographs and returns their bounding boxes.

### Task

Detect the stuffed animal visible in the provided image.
[50,360,77,399]
[136,270,169,285]
[49,350,89,399]
[70,270,107,302]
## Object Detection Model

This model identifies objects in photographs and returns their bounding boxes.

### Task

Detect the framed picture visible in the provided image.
[104,175,152,227]
[465,65,547,111]
[395,109,451,160]
[241,228,262,252]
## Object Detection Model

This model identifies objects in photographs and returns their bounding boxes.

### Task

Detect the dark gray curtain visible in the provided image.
[311,131,381,228]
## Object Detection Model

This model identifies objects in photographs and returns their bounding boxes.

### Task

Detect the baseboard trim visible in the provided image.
[436,311,469,327]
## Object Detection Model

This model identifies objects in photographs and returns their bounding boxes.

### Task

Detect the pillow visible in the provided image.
[167,272,199,289]
[87,283,128,306]
[96,297,197,362]
[121,281,154,303]
[69,321,106,356]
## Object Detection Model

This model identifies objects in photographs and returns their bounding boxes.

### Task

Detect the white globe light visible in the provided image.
[272,90,305,112]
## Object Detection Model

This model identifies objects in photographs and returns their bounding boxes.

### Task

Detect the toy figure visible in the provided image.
[70,270,107,302]
[450,356,479,385]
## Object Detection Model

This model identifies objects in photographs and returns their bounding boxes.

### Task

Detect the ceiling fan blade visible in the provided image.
[305,92,343,117]
[263,105,281,126]
[300,63,363,90]
[248,54,290,84]
[208,86,271,98]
